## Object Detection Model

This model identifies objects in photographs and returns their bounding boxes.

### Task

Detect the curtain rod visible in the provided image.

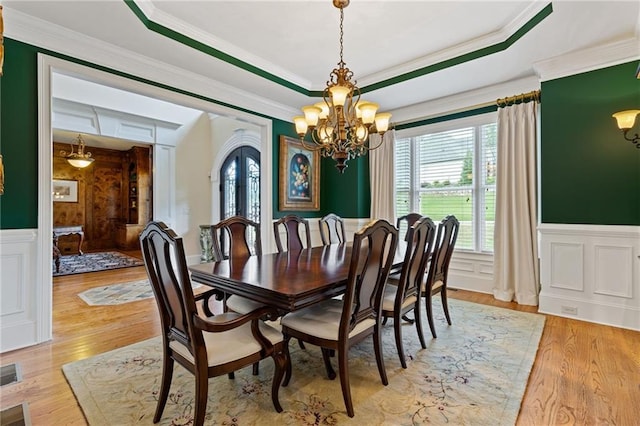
[496,90,540,107]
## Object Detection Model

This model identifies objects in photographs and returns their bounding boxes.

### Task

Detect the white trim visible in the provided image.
[391,76,538,125]
[395,110,498,140]
[36,54,274,347]
[360,2,550,86]
[534,36,640,82]
[38,56,54,347]
[5,7,298,122]
[538,223,640,239]
[132,0,311,90]
[210,128,274,253]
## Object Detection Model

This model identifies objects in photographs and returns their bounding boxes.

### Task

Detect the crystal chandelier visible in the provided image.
[293,0,392,173]
[61,134,94,168]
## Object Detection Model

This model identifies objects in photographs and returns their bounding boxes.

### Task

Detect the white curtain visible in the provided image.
[369,130,396,223]
[493,101,540,305]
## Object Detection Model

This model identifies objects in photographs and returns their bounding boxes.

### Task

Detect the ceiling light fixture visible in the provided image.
[293,0,392,173]
[612,110,640,149]
[61,134,95,168]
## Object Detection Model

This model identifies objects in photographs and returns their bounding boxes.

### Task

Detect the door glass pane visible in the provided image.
[223,160,237,219]
[246,157,260,223]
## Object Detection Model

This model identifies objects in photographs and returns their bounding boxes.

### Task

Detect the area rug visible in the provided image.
[78,280,201,306]
[53,251,144,276]
[63,299,544,425]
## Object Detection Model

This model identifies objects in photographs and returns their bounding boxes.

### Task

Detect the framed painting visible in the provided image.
[52,179,78,203]
[279,135,320,211]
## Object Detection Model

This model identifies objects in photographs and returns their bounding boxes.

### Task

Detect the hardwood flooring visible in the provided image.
[1,261,638,425]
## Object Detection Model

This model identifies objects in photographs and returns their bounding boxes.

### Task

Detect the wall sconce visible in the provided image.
[61,134,95,168]
[612,110,640,149]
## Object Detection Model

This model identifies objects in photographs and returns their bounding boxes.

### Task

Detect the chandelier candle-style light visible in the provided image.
[293,0,392,173]
[61,134,94,168]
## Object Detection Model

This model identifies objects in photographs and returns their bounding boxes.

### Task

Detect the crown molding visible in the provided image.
[135,1,312,90]
[391,75,540,125]
[359,2,551,86]
[3,7,299,122]
[533,36,640,82]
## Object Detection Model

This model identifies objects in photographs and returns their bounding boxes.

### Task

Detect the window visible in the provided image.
[395,115,497,253]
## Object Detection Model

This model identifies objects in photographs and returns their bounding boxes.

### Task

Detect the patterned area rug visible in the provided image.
[78,280,154,305]
[63,299,545,425]
[78,280,202,306]
[53,251,144,276]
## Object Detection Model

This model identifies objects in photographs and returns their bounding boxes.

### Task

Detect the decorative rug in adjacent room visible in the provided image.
[53,251,144,276]
[63,299,545,425]
[78,280,201,306]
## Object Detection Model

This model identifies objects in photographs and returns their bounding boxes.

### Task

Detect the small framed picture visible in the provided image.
[52,179,78,203]
[279,135,320,211]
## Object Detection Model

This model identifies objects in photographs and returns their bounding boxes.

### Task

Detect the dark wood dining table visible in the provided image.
[189,242,406,312]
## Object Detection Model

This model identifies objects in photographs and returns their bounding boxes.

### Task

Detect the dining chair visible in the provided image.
[318,213,346,245]
[389,213,423,282]
[273,214,312,252]
[396,213,423,242]
[211,215,262,261]
[210,216,266,316]
[280,219,398,418]
[423,215,460,338]
[139,221,288,425]
[381,217,436,368]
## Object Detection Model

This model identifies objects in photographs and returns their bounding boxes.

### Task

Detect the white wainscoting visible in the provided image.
[539,223,640,331]
[0,229,46,352]
[274,217,371,249]
[447,252,495,294]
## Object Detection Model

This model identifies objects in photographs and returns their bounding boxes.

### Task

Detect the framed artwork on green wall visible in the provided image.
[279,135,320,211]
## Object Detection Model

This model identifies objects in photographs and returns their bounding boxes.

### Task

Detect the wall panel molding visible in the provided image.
[539,223,640,331]
[0,229,43,353]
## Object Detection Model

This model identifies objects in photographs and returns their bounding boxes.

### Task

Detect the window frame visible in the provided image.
[395,112,498,254]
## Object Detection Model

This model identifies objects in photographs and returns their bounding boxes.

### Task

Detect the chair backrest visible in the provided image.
[396,213,422,242]
[395,217,437,306]
[341,219,398,337]
[140,221,203,356]
[426,215,460,288]
[211,216,262,261]
[273,214,312,253]
[318,213,346,245]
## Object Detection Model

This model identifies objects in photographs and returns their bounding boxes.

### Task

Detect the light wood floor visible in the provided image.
[1,259,638,425]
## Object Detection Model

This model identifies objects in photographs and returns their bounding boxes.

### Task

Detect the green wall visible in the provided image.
[541,61,640,225]
[0,38,370,230]
[271,116,370,219]
[0,39,39,229]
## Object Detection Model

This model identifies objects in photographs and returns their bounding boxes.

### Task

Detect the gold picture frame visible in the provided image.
[52,179,78,203]
[279,135,320,211]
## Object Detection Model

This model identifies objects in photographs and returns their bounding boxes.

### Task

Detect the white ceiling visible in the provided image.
[4,1,640,122]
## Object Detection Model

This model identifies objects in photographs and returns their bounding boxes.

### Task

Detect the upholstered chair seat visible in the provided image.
[281,299,376,341]
[169,312,283,366]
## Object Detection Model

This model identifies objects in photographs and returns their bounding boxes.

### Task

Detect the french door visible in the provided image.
[220,146,260,222]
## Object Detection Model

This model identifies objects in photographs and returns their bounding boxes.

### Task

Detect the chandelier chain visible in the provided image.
[339,7,344,64]
[292,0,392,173]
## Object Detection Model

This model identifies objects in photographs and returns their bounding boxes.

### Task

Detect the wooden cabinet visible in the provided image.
[116,146,152,249]
[125,146,151,225]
